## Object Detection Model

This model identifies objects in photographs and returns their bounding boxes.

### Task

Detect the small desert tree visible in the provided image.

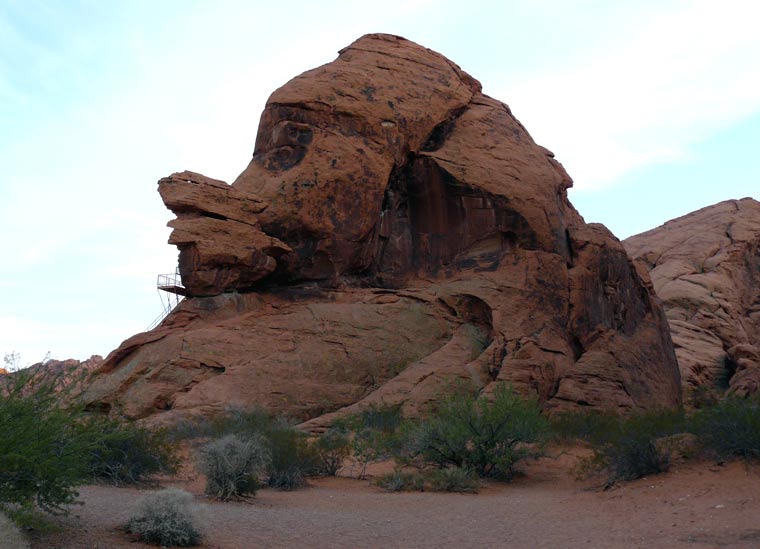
[0,370,177,526]
[0,373,95,521]
[404,384,549,480]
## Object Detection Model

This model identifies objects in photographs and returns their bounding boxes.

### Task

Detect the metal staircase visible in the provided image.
[146,268,186,330]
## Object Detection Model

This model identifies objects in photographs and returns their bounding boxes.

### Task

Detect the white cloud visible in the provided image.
[499,0,760,189]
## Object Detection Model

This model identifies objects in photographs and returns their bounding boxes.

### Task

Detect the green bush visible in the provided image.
[313,429,351,476]
[403,384,549,480]
[425,467,480,493]
[374,467,479,493]
[375,470,425,492]
[197,434,269,500]
[549,409,619,444]
[586,409,684,487]
[335,404,407,478]
[173,407,323,489]
[170,406,298,443]
[354,403,404,433]
[127,488,201,547]
[0,373,98,520]
[691,396,760,461]
[87,420,178,485]
[265,426,320,490]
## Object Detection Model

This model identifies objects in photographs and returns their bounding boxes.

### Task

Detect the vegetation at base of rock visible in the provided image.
[553,398,760,486]
[549,409,620,443]
[265,426,320,490]
[375,470,425,492]
[425,467,480,492]
[196,434,269,500]
[582,410,684,487]
[375,467,479,493]
[399,384,549,481]
[312,429,351,476]
[126,488,201,547]
[169,407,282,441]
[0,375,90,518]
[87,420,178,485]
[0,371,177,527]
[335,403,407,479]
[690,396,760,461]
[338,387,549,482]
[178,407,347,492]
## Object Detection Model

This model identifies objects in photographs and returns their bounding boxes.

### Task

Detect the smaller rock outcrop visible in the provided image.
[625,198,760,400]
[0,356,103,400]
[159,171,292,296]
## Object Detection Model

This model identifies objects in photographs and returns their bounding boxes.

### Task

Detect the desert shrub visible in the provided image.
[355,403,404,432]
[587,409,684,486]
[335,404,407,478]
[313,429,351,476]
[403,384,549,480]
[265,426,320,490]
[127,488,201,547]
[87,420,178,485]
[690,396,760,461]
[196,434,269,500]
[174,407,322,490]
[0,373,100,522]
[425,467,480,493]
[549,409,619,443]
[375,470,425,492]
[169,407,277,442]
[351,427,406,478]
[374,467,479,493]
[688,384,721,410]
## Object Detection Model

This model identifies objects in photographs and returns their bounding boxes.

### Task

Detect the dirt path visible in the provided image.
[25,457,760,549]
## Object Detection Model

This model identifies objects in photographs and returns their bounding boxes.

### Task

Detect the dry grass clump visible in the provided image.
[126,488,201,547]
[196,434,270,500]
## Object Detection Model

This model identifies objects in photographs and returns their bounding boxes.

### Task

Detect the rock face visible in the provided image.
[624,198,760,402]
[1,356,103,397]
[82,34,680,425]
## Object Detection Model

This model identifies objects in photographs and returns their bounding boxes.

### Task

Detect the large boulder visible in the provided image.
[82,34,680,425]
[624,198,760,402]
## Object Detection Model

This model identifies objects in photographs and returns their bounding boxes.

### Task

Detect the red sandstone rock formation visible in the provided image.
[1,356,103,398]
[624,198,760,402]
[82,34,680,425]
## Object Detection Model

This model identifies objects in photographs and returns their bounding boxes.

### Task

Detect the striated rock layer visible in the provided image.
[625,198,760,402]
[1,356,103,399]
[82,34,680,425]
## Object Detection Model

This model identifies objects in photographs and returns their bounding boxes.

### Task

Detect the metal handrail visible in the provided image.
[157,271,184,290]
[146,268,186,331]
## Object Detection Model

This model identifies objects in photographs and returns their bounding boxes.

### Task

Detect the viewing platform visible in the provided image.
[147,269,186,330]
[157,271,187,296]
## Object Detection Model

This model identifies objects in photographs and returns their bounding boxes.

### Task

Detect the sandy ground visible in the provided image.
[20,451,760,549]
[0,511,30,549]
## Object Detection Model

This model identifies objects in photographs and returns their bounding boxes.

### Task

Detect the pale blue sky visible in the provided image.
[1,0,758,364]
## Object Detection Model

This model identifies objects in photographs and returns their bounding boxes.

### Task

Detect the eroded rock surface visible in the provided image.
[82,34,680,425]
[625,198,760,402]
[1,356,103,398]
